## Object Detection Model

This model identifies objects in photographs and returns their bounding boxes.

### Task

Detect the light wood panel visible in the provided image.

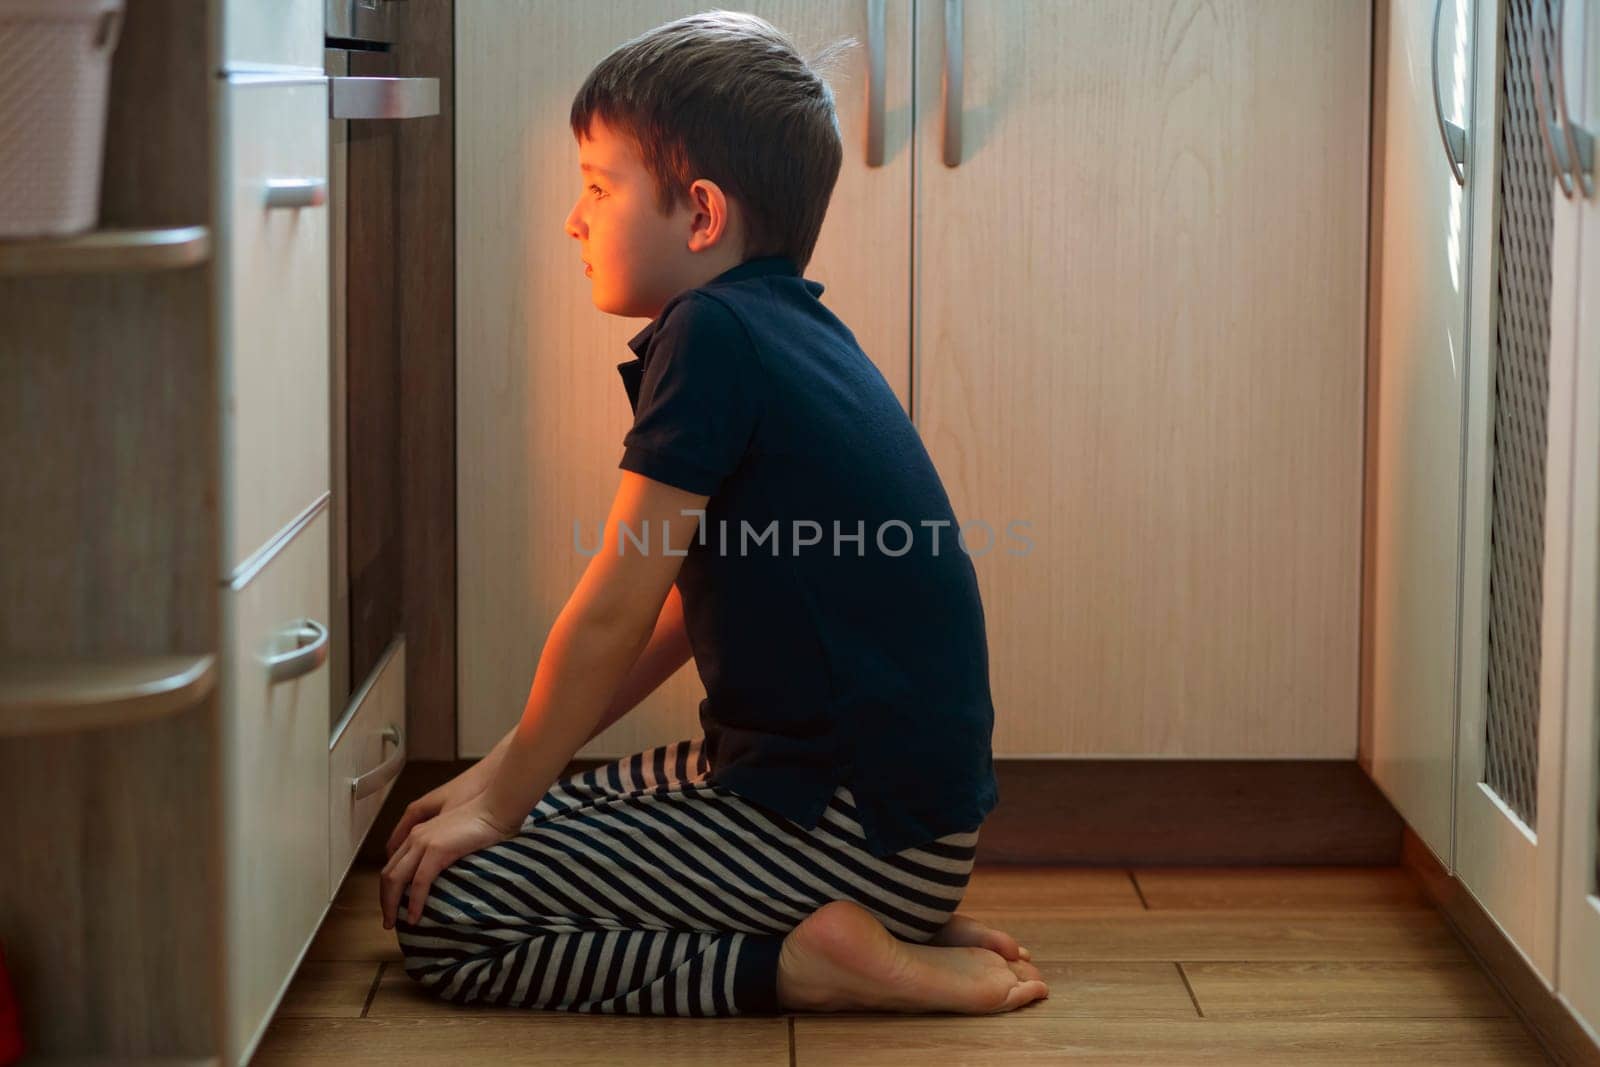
[0,654,215,736]
[0,226,210,275]
[255,1017,790,1066]
[793,1017,1547,1066]
[1181,960,1509,1020]
[275,963,383,1020]
[913,0,1368,756]
[455,0,913,757]
[1130,866,1429,910]
[1367,0,1475,863]
[1556,0,1600,1036]
[962,910,1466,963]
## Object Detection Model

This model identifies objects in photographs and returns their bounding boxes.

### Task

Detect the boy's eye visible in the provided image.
[588,183,606,198]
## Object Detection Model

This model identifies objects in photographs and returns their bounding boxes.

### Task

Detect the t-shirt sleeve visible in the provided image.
[618,294,764,495]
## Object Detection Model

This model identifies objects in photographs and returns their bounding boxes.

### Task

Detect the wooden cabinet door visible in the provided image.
[455,1,913,757]
[223,506,331,1065]
[912,0,1369,756]
[1556,0,1600,1024]
[1368,0,1477,866]
[1452,0,1584,986]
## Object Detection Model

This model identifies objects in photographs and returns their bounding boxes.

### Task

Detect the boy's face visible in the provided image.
[564,115,743,320]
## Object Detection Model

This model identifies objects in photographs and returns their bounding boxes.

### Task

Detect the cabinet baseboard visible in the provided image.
[364,757,1404,868]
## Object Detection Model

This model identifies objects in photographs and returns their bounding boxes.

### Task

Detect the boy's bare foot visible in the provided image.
[776,901,1048,1013]
[929,912,1031,961]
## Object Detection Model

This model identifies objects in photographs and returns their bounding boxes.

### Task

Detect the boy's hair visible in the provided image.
[570,10,855,272]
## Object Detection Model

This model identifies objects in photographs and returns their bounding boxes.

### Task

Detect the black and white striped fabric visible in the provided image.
[394,738,978,1015]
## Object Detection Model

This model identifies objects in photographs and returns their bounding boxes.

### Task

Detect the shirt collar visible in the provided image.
[615,256,815,412]
[624,256,803,358]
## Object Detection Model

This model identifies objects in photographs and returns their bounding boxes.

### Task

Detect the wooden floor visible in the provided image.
[255,864,1552,1065]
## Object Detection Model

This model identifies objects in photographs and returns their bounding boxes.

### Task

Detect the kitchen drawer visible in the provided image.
[219,75,331,576]
[221,0,324,72]
[223,503,332,1066]
[329,636,407,894]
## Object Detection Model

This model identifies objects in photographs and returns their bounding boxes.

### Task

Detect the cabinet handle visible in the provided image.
[865,0,886,167]
[264,178,328,210]
[264,618,329,685]
[941,0,963,167]
[330,76,441,120]
[1538,0,1594,199]
[1430,0,1468,186]
[351,724,405,800]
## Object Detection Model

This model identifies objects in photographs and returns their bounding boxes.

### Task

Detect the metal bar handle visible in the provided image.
[351,724,405,800]
[1549,0,1595,199]
[264,178,328,210]
[1532,0,1581,199]
[330,76,441,120]
[1430,0,1468,186]
[865,0,886,167]
[942,0,963,167]
[264,618,329,685]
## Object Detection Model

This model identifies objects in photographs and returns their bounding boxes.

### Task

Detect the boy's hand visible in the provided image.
[379,797,521,929]
[384,763,496,857]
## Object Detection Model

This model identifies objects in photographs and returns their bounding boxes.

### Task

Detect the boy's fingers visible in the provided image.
[381,843,417,929]
[407,859,440,925]
[385,814,413,856]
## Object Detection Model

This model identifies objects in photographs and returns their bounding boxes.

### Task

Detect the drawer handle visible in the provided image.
[330,76,441,120]
[351,724,405,800]
[865,0,886,167]
[264,178,328,210]
[941,0,963,167]
[264,618,329,685]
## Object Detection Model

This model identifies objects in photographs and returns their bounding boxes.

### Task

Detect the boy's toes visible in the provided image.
[993,978,1050,1013]
[931,913,1024,961]
[1007,959,1045,984]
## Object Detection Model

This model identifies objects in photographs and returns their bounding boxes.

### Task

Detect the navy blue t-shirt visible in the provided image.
[614,254,998,858]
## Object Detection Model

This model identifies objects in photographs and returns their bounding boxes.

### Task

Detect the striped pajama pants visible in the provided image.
[393,738,978,1015]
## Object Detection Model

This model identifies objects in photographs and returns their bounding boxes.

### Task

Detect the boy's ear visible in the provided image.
[684,177,737,253]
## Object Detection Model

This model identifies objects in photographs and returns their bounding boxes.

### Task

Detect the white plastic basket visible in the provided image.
[0,0,124,238]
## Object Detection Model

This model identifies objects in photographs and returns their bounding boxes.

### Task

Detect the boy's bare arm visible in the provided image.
[478,473,706,831]
[472,584,690,777]
[585,582,692,743]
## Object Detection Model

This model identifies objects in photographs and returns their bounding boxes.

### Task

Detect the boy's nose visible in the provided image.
[564,203,584,241]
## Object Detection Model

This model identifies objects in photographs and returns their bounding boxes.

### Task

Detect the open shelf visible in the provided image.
[0,225,210,277]
[0,654,217,737]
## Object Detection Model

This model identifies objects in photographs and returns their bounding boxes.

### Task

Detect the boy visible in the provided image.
[381,10,1046,1016]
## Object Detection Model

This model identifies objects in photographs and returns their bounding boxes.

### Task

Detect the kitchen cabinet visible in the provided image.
[1373,0,1599,1014]
[0,1,405,1061]
[1549,0,1600,1038]
[456,0,1370,761]
[911,0,1367,757]
[1368,0,1475,863]
[1451,0,1575,986]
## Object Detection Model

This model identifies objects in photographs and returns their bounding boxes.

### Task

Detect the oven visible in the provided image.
[324,0,438,822]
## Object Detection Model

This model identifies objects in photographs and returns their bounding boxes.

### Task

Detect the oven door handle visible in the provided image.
[330,76,440,120]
